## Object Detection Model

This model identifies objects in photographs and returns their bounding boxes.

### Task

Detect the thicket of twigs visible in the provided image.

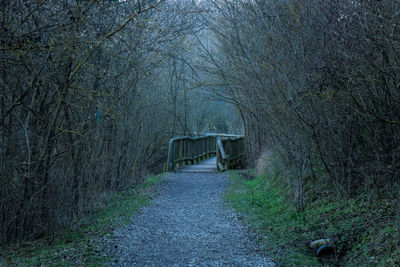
[0,0,227,245]
[2,0,399,247]
[204,0,400,208]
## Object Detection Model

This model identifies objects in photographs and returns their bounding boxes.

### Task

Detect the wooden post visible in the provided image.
[188,139,192,165]
[216,137,221,170]
[217,137,228,171]
[167,139,175,171]
[179,139,183,166]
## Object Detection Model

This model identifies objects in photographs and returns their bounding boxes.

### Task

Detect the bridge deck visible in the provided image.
[177,157,216,173]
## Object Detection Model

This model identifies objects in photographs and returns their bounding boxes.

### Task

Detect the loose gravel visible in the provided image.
[106,172,274,266]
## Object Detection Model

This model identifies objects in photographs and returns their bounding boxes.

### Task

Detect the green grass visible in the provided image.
[0,174,166,267]
[225,169,400,266]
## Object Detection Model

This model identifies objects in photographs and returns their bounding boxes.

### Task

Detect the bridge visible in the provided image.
[165,134,246,172]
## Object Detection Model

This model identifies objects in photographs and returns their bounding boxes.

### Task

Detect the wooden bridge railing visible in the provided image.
[166,134,245,171]
[216,136,246,171]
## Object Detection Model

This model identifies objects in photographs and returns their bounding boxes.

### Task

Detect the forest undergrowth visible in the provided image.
[0,174,165,266]
[225,154,400,267]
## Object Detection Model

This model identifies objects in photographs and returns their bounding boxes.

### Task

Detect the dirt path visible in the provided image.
[107,169,274,266]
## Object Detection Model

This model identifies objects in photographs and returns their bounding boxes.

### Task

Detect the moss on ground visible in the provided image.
[0,174,165,267]
[225,169,400,266]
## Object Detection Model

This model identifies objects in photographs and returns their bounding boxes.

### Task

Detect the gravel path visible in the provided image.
[107,171,274,266]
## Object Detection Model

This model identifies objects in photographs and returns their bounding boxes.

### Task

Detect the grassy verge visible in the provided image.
[225,169,400,266]
[0,174,166,266]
